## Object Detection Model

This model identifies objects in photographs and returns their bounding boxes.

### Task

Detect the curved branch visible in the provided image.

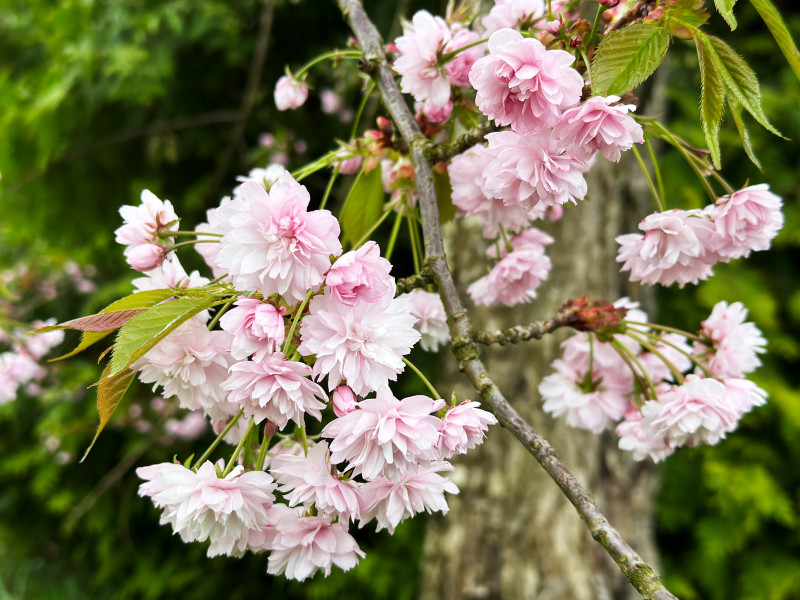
[335,2,678,599]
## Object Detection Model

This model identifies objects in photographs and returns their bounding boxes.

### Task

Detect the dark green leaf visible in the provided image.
[109,296,219,376]
[339,166,385,246]
[80,362,137,462]
[749,0,800,83]
[696,38,726,168]
[729,98,763,170]
[714,0,738,30]
[591,23,670,96]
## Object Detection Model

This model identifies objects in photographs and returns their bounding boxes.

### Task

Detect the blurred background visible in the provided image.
[0,1,798,599]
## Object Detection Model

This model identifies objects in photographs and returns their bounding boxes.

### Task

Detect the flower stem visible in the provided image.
[645,136,666,206]
[294,49,362,78]
[207,298,235,331]
[255,423,276,471]
[350,80,376,140]
[353,197,403,249]
[402,356,441,399]
[631,145,663,212]
[624,320,704,343]
[385,209,404,260]
[223,417,256,477]
[319,163,341,211]
[192,408,244,471]
[625,330,685,385]
[282,289,314,355]
[611,338,658,401]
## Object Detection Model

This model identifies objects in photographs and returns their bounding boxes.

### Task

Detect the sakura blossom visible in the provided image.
[358,462,459,534]
[215,175,342,303]
[321,386,444,480]
[270,441,362,521]
[115,189,179,271]
[709,184,783,260]
[443,28,484,88]
[695,301,766,378]
[297,285,420,396]
[481,0,547,35]
[722,377,768,418]
[233,164,288,196]
[636,332,695,383]
[0,351,45,404]
[616,407,675,463]
[325,240,393,306]
[469,28,583,134]
[553,95,644,162]
[394,10,452,108]
[164,411,209,441]
[222,351,327,429]
[267,514,364,581]
[640,374,740,448]
[482,131,588,211]
[332,385,358,418]
[616,208,719,287]
[437,401,498,458]
[133,319,235,421]
[136,461,276,557]
[416,99,453,123]
[539,359,631,433]
[132,254,209,292]
[219,297,286,360]
[403,289,450,352]
[274,75,308,111]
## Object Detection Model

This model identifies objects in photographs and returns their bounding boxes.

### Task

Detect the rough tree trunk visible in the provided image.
[419,150,662,600]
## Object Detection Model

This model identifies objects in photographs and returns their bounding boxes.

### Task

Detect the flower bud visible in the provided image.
[274,75,308,111]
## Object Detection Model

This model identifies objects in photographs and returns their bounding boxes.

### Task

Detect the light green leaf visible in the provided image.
[109,296,219,376]
[434,168,455,224]
[591,23,670,96]
[696,37,726,169]
[339,166,385,246]
[80,362,137,462]
[729,98,763,170]
[50,289,177,361]
[749,0,800,84]
[699,33,781,136]
[714,0,738,30]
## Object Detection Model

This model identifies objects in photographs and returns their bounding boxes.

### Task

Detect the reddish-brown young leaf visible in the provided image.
[80,362,137,462]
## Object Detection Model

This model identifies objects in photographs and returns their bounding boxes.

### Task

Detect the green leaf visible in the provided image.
[591,23,670,96]
[666,0,711,34]
[714,0,738,30]
[80,362,137,462]
[699,33,781,136]
[49,289,177,361]
[728,98,762,170]
[749,0,800,84]
[434,168,455,224]
[339,166,385,246]
[109,296,219,376]
[696,37,726,169]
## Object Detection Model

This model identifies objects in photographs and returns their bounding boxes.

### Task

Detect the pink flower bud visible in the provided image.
[274,75,308,111]
[126,243,165,272]
[332,385,358,418]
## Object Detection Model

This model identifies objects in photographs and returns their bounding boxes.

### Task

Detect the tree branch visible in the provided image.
[422,120,496,163]
[335,2,678,598]
[474,302,582,345]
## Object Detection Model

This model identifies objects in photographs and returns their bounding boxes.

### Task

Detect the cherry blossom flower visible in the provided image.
[0,351,45,404]
[695,301,766,378]
[553,95,644,162]
[267,515,364,581]
[444,28,484,88]
[722,377,768,419]
[640,374,740,448]
[274,75,308,111]
[134,319,235,421]
[325,241,393,306]
[115,190,179,271]
[164,411,209,441]
[469,28,583,134]
[616,209,719,287]
[616,407,674,462]
[219,297,286,360]
[270,441,362,521]
[233,164,288,197]
[437,401,498,458]
[637,332,694,383]
[136,461,276,557]
[449,144,535,238]
[403,289,450,352]
[709,184,783,260]
[539,359,631,433]
[394,10,452,108]
[223,351,327,429]
[215,175,342,303]
[416,99,453,123]
[321,386,444,480]
[482,131,588,211]
[132,254,209,292]
[481,0,547,35]
[359,462,458,533]
[298,285,420,396]
[332,385,358,418]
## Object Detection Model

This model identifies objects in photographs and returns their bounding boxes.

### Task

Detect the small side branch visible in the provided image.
[395,267,434,295]
[475,304,581,345]
[336,2,678,598]
[422,120,496,163]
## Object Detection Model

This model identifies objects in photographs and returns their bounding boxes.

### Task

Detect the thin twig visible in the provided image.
[395,267,434,295]
[422,120,496,163]
[474,304,582,346]
[335,2,678,598]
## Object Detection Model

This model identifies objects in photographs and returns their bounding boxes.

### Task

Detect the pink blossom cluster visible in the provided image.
[115,190,179,272]
[539,299,769,461]
[616,185,783,287]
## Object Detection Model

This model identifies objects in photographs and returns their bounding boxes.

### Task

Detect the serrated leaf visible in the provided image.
[339,166,385,246]
[109,296,219,376]
[700,34,781,136]
[666,0,711,34]
[696,38,726,169]
[49,289,177,361]
[714,0,738,29]
[80,362,136,462]
[591,23,670,96]
[729,98,763,170]
[36,309,144,333]
[749,0,800,84]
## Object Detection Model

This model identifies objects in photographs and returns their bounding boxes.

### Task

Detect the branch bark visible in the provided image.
[335,2,678,599]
